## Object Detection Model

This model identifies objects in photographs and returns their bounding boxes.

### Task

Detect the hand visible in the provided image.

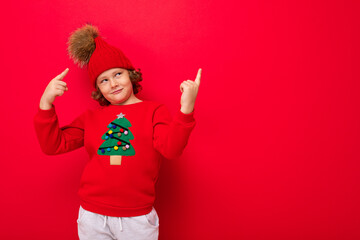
[39,68,69,110]
[180,68,201,114]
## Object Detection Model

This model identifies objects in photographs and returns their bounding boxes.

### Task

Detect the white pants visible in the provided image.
[77,206,159,240]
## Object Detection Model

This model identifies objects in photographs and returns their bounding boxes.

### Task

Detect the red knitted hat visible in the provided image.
[88,37,135,85]
[68,24,135,87]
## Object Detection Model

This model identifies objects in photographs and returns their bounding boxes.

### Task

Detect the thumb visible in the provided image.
[180,82,185,93]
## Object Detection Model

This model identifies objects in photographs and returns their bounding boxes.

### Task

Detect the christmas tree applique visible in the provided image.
[97,113,135,165]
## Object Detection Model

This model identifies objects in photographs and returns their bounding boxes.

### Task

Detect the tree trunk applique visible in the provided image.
[97,113,135,165]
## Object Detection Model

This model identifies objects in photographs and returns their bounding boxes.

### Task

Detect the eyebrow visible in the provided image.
[98,69,122,81]
[111,69,121,75]
[99,70,122,82]
[97,76,106,82]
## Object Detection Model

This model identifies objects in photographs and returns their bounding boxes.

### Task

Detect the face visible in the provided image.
[96,67,135,105]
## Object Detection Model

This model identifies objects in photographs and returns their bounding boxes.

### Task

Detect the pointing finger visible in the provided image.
[195,68,201,86]
[56,68,69,81]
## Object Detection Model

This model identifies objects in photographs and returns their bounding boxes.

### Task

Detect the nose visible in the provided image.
[110,78,118,88]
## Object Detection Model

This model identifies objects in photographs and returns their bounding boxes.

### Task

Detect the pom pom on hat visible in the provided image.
[67,24,135,87]
[67,24,99,68]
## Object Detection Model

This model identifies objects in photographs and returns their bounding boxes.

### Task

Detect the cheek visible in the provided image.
[126,79,134,89]
[98,85,108,94]
[97,89,108,100]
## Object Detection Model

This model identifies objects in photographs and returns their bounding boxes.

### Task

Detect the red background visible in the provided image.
[1,0,360,239]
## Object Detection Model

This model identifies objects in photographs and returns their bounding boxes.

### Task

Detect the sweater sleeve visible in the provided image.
[152,104,196,159]
[33,105,85,155]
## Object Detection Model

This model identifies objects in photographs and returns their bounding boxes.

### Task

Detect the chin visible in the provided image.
[110,97,130,105]
[110,100,126,105]
[105,91,133,105]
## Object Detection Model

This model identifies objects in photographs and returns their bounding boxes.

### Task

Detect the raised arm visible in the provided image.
[34,68,85,155]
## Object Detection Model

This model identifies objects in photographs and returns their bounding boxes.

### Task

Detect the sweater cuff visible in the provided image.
[37,104,56,118]
[175,109,195,124]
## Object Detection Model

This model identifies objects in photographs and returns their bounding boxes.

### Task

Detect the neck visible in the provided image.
[112,94,142,106]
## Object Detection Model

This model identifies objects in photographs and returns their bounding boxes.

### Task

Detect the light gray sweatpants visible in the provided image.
[77,206,159,240]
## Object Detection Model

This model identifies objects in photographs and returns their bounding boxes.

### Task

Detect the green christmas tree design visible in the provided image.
[97,113,135,165]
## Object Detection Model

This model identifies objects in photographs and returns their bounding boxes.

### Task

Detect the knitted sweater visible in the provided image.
[33,101,196,217]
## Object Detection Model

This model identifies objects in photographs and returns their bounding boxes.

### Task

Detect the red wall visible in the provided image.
[1,0,360,239]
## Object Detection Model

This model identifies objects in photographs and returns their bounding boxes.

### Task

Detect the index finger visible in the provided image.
[55,68,69,81]
[195,68,201,86]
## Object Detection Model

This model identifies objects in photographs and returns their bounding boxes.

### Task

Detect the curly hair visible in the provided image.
[91,69,143,106]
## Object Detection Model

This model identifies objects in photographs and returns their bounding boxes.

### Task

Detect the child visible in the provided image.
[33,24,200,240]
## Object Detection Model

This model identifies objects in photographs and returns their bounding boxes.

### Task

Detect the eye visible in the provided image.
[115,72,122,77]
[100,79,108,84]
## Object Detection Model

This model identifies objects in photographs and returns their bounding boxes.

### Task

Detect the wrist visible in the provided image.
[39,97,53,110]
[180,105,194,114]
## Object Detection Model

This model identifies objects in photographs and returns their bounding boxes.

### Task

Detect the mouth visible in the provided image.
[112,88,123,94]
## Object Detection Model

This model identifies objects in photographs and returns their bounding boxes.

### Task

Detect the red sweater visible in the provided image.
[33,101,196,217]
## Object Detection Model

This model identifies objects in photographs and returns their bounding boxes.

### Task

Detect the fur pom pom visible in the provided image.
[67,24,99,68]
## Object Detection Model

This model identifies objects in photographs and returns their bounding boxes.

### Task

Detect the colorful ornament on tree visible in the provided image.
[97,112,135,165]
